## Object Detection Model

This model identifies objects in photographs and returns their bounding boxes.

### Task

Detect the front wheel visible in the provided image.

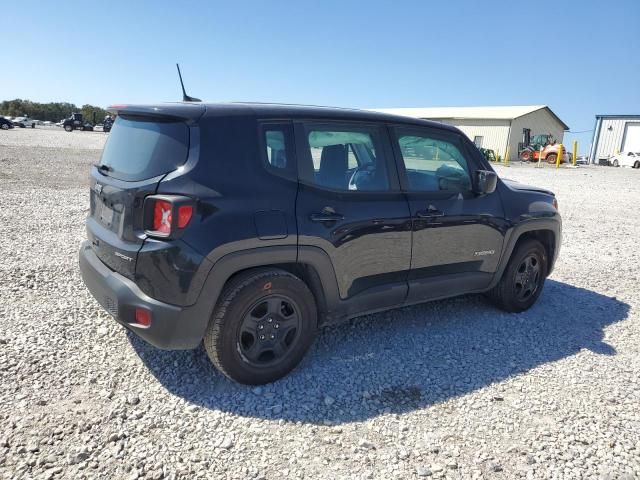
[64,124,73,132]
[546,153,557,165]
[612,159,619,167]
[0,124,8,130]
[485,239,548,313]
[634,161,640,169]
[204,269,317,385]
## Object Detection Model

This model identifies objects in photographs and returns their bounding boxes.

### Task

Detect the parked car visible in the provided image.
[0,117,14,130]
[575,155,589,165]
[79,102,562,385]
[12,116,36,128]
[609,151,640,168]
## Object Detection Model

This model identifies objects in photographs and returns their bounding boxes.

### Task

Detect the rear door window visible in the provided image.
[99,116,189,181]
[299,124,390,191]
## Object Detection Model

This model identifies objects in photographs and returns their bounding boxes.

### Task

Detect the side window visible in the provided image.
[396,129,472,193]
[265,129,287,169]
[260,123,296,180]
[303,125,389,191]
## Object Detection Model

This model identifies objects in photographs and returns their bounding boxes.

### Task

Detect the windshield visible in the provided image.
[99,116,189,181]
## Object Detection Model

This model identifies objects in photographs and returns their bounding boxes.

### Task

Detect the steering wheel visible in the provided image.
[348,164,376,191]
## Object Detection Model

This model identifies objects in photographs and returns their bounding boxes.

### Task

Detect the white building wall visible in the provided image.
[509,109,566,161]
[433,118,511,157]
[594,118,632,161]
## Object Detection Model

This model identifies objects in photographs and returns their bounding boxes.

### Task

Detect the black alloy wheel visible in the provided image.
[238,295,301,366]
[513,253,542,302]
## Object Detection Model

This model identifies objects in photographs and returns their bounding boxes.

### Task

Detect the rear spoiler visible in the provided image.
[107,103,206,122]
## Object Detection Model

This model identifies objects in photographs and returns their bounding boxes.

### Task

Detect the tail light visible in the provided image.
[144,195,194,238]
[134,308,152,327]
[553,197,559,211]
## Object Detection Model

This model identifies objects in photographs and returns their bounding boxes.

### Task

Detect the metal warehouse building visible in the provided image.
[589,115,640,164]
[374,106,569,160]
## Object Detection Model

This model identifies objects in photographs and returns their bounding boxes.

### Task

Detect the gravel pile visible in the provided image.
[1,130,639,480]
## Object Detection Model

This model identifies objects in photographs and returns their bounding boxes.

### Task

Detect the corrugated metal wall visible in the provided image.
[435,119,511,157]
[594,119,630,161]
[510,109,565,161]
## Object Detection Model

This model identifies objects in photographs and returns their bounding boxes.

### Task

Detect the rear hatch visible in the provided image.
[87,105,203,278]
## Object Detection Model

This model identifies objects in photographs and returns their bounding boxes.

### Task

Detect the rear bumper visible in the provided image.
[79,241,210,350]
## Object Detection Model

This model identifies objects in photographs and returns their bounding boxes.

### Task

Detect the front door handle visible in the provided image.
[310,207,344,222]
[416,205,444,218]
[310,212,344,222]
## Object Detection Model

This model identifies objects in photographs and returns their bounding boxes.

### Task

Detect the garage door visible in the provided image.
[622,123,640,152]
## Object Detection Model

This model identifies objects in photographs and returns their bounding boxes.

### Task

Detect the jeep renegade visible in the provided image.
[79,102,561,385]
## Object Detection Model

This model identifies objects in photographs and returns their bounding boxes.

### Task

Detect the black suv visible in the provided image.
[79,103,561,385]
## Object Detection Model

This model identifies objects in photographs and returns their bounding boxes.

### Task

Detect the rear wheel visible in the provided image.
[546,153,557,165]
[612,159,619,167]
[0,123,8,130]
[634,161,640,169]
[485,239,548,313]
[204,269,317,385]
[64,124,73,132]
[519,150,531,162]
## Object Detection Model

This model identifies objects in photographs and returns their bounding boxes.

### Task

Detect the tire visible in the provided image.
[546,153,557,165]
[634,161,640,169]
[64,124,73,132]
[204,268,317,385]
[485,239,548,313]
[519,151,531,162]
[19,124,25,128]
[0,124,8,130]
[612,159,619,167]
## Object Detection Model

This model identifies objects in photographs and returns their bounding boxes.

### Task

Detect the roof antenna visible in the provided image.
[176,63,201,102]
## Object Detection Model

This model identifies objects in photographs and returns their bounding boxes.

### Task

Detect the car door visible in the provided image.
[295,121,412,308]
[390,125,506,303]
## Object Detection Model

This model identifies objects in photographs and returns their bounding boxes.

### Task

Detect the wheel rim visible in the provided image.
[237,294,301,367]
[613,160,619,167]
[1,124,7,130]
[513,253,542,302]
[547,155,556,164]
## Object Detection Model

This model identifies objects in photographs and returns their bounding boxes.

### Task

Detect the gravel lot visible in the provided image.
[1,128,639,480]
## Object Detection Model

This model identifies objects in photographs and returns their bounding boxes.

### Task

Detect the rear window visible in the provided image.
[99,116,189,181]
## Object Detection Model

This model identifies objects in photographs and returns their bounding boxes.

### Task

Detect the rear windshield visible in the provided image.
[99,116,189,181]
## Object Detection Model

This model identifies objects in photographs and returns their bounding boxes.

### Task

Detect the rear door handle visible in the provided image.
[416,205,444,218]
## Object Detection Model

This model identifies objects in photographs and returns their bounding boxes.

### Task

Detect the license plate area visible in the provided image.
[94,193,115,227]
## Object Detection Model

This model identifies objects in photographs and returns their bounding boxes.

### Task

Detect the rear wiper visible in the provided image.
[96,164,113,174]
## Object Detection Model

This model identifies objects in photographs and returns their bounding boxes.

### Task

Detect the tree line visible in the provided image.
[0,99,109,123]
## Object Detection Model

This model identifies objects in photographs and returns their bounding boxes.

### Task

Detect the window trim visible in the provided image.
[389,125,479,197]
[293,120,400,194]
[257,120,297,182]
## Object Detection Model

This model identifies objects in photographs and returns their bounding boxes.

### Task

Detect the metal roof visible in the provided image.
[594,114,640,119]
[372,105,569,130]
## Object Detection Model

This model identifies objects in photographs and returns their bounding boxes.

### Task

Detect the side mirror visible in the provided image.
[475,170,497,195]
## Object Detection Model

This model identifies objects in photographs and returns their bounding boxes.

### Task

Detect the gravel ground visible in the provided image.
[1,129,639,480]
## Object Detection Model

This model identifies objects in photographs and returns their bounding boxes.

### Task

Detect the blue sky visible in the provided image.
[2,0,639,152]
